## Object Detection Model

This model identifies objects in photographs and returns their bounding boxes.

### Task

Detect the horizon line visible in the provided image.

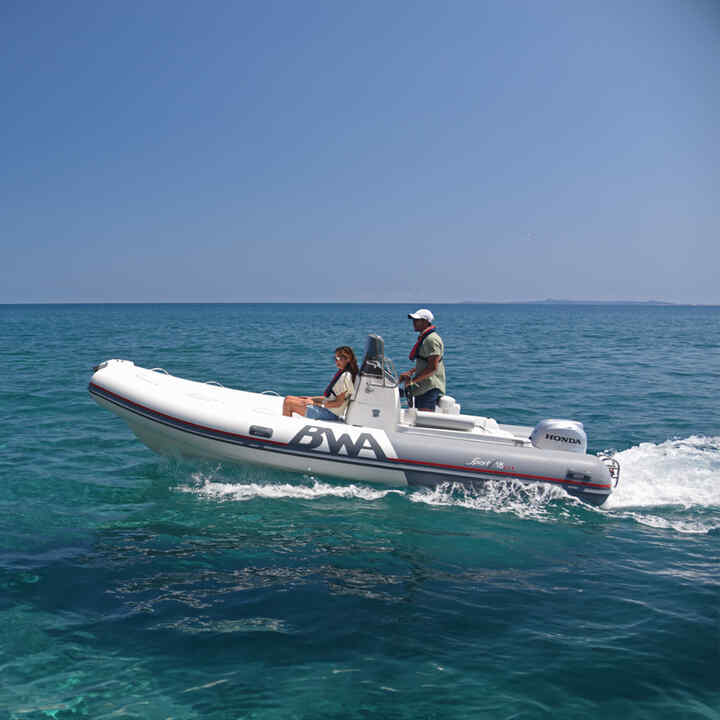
[2,300,719,307]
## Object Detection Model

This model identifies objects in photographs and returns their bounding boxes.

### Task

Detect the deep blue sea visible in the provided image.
[1,303,719,719]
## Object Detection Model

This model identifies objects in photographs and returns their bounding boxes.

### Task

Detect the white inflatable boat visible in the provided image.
[88,335,619,505]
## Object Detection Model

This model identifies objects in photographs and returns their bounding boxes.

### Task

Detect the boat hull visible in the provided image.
[89,361,614,506]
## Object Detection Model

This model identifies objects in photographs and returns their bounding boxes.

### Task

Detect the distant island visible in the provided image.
[461,299,679,306]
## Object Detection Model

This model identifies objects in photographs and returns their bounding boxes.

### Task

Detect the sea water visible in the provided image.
[1,303,718,719]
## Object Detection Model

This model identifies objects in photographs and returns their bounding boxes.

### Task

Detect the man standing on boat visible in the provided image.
[398,308,446,412]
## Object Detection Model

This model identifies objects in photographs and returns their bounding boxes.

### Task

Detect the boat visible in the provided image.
[88,334,620,505]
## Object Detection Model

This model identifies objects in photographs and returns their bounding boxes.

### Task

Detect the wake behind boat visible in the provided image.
[88,335,619,505]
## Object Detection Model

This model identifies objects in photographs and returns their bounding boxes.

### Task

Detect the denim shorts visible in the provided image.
[306,405,343,422]
[413,388,442,411]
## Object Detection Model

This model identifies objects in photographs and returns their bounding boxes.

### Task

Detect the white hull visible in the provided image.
[98,395,408,486]
[89,358,618,505]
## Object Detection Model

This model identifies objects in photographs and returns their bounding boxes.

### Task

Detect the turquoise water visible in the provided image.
[1,303,719,719]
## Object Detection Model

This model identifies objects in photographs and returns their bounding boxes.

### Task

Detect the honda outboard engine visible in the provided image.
[530,419,587,454]
[345,334,400,430]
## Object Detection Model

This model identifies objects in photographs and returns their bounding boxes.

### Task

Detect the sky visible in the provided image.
[2,0,719,304]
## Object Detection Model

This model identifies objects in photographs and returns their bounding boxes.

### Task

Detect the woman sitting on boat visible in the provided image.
[282,346,359,422]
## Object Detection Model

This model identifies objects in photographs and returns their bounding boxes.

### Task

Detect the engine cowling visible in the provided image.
[530,419,587,454]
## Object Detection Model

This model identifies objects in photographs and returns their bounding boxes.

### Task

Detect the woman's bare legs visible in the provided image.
[282,396,311,417]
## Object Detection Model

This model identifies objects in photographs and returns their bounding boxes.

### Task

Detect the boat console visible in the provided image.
[345,334,401,430]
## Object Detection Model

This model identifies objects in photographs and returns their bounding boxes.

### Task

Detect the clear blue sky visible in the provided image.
[2,1,718,303]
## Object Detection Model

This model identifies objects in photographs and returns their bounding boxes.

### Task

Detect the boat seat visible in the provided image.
[402,410,521,438]
[407,409,476,431]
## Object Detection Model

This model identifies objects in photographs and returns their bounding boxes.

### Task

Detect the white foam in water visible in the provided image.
[407,480,578,523]
[179,470,404,503]
[180,468,572,520]
[605,436,720,509]
[177,436,720,534]
[602,435,720,534]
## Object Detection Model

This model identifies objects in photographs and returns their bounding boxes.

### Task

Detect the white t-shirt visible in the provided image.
[328,371,354,418]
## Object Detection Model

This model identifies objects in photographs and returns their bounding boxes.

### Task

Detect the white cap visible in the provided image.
[408,308,434,323]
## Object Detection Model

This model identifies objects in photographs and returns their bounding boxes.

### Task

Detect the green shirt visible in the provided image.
[413,331,446,395]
